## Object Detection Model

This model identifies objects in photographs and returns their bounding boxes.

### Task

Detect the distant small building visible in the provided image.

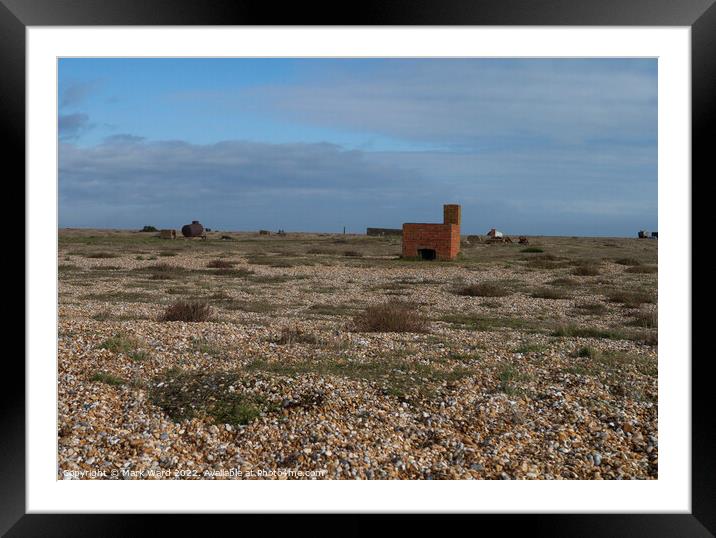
[487,228,504,238]
[182,220,205,238]
[367,227,403,237]
[402,204,461,261]
[159,229,176,239]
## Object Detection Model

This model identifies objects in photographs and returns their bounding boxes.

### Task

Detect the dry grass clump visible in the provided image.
[525,254,565,269]
[457,282,511,297]
[85,252,119,259]
[90,371,125,386]
[547,277,579,287]
[552,325,624,339]
[630,309,658,328]
[571,265,601,276]
[607,290,656,307]
[343,250,363,257]
[206,259,235,269]
[353,301,429,333]
[530,287,570,300]
[614,257,641,266]
[625,265,657,274]
[160,301,212,322]
[573,301,608,315]
[92,308,113,321]
[275,326,321,345]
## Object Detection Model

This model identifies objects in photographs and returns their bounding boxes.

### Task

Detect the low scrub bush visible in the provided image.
[207,259,235,269]
[530,287,569,300]
[275,326,321,345]
[614,257,641,266]
[607,290,655,307]
[625,265,657,274]
[353,301,429,333]
[160,301,212,322]
[572,265,601,276]
[457,282,511,297]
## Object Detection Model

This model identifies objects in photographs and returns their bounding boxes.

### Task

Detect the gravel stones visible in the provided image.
[58,232,657,480]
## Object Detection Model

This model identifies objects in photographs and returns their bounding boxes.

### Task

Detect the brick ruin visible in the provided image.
[402,204,461,261]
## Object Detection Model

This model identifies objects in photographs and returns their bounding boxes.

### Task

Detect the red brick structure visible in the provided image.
[402,204,461,261]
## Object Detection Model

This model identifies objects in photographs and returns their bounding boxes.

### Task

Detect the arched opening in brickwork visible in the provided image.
[418,248,437,261]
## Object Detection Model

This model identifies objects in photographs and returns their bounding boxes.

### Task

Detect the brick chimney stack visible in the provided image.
[443,204,461,226]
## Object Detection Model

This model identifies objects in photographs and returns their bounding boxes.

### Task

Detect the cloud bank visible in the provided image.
[58,59,657,235]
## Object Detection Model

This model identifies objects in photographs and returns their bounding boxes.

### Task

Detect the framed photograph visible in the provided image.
[8,0,709,534]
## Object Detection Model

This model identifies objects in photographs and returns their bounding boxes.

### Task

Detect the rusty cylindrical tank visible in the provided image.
[181,220,205,238]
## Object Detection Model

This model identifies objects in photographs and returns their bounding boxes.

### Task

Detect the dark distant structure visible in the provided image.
[181,220,205,238]
[367,227,403,237]
[402,204,461,261]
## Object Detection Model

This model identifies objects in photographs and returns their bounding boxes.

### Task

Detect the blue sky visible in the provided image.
[59,58,657,236]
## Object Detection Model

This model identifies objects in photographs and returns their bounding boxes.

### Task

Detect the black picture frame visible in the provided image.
[5,0,709,535]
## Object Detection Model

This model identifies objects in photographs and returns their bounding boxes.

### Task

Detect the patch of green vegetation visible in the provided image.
[497,363,529,396]
[308,303,355,316]
[530,287,570,300]
[523,254,568,270]
[572,302,608,315]
[149,370,277,427]
[606,290,656,307]
[208,268,255,278]
[98,334,138,353]
[445,351,482,364]
[220,299,277,313]
[552,325,626,339]
[246,356,474,400]
[247,274,307,284]
[520,247,544,253]
[190,337,222,356]
[625,265,658,274]
[211,400,262,426]
[440,313,541,332]
[514,342,547,354]
[546,277,579,287]
[573,345,599,358]
[85,252,119,259]
[564,347,657,400]
[614,257,641,266]
[90,371,125,386]
[246,256,314,268]
[128,350,149,362]
[82,291,154,303]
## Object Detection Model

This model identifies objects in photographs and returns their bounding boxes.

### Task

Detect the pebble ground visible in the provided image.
[57,230,658,480]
